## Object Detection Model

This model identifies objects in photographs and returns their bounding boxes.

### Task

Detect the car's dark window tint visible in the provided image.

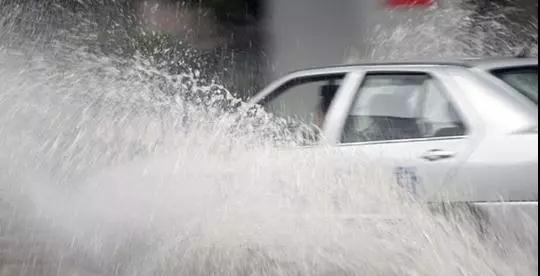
[342,73,466,143]
[261,74,345,142]
[492,66,538,104]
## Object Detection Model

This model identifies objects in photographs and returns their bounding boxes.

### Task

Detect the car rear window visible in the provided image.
[492,66,538,104]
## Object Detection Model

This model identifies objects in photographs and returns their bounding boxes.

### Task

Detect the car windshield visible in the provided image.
[492,66,538,104]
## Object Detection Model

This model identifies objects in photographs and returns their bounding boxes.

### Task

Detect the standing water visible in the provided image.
[0,1,538,275]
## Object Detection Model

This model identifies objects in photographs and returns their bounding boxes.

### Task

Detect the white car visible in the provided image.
[250,57,538,226]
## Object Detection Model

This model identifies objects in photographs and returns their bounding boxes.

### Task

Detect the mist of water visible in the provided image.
[350,1,538,62]
[0,1,538,275]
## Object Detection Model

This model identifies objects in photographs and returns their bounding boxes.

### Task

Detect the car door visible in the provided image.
[328,70,476,202]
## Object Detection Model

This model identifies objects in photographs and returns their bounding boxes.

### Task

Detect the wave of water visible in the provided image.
[0,1,538,275]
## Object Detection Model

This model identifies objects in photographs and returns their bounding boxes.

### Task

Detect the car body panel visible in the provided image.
[251,57,538,223]
[337,137,474,202]
[451,133,539,202]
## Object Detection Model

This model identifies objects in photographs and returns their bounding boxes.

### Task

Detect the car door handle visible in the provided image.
[421,149,456,162]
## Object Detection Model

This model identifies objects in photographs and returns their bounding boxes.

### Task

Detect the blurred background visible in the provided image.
[2,0,537,98]
[145,0,539,98]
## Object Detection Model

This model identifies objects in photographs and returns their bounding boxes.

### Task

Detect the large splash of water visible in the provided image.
[0,1,538,275]
[350,0,538,61]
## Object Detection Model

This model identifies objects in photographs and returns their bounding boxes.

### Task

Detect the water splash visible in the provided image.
[0,1,537,275]
[348,1,538,62]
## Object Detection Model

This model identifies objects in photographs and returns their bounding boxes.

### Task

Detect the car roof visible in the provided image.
[462,57,538,70]
[289,57,538,75]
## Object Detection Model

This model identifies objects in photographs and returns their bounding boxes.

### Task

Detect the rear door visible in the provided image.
[329,70,475,201]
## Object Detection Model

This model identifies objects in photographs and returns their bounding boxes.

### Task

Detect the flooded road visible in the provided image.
[0,1,538,275]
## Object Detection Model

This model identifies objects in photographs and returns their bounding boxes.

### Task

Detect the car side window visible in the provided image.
[261,74,345,142]
[341,73,466,144]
